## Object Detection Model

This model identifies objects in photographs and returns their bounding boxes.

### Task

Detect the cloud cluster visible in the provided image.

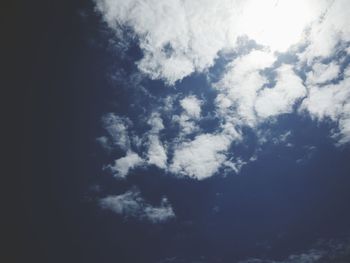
[95,0,244,85]
[99,188,175,223]
[95,0,350,185]
[94,0,350,84]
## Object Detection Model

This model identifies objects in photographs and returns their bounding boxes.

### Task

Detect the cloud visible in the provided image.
[101,113,131,150]
[172,114,199,136]
[95,0,350,181]
[298,0,350,64]
[147,135,168,169]
[215,53,306,125]
[95,0,339,85]
[223,158,246,174]
[306,61,340,85]
[172,95,203,136]
[272,131,292,145]
[215,49,276,125]
[239,238,350,263]
[170,130,240,180]
[105,151,144,178]
[300,69,350,144]
[254,65,306,119]
[96,136,112,151]
[180,96,202,119]
[146,113,168,168]
[93,0,277,84]
[99,188,175,223]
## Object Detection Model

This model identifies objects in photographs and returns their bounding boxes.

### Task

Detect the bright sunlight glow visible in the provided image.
[240,0,313,51]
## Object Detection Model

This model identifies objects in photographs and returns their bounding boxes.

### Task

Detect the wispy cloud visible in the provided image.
[99,188,175,223]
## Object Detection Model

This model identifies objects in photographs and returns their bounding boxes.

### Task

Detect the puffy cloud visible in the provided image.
[105,151,144,178]
[170,130,240,180]
[99,188,175,223]
[147,135,167,169]
[172,95,203,136]
[101,113,131,150]
[215,49,276,125]
[306,61,340,85]
[172,114,199,136]
[300,69,350,144]
[146,113,168,168]
[215,53,306,125]
[180,96,202,119]
[95,0,339,84]
[94,0,240,84]
[147,112,165,133]
[301,74,350,121]
[254,65,306,119]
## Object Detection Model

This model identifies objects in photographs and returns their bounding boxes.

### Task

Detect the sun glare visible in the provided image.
[240,0,312,51]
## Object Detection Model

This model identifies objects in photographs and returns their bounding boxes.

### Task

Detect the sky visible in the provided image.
[13,0,350,263]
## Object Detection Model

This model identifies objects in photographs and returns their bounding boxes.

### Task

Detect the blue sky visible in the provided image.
[15,0,350,262]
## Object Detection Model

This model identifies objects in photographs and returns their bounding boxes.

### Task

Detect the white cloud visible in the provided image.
[147,135,167,169]
[180,96,202,119]
[337,107,350,145]
[170,130,240,180]
[254,65,306,119]
[102,113,131,150]
[301,77,350,121]
[147,112,164,133]
[90,1,267,84]
[99,188,175,223]
[146,113,168,168]
[172,114,199,136]
[105,151,144,178]
[298,0,350,64]
[172,95,203,136]
[215,49,276,125]
[95,0,339,85]
[300,72,350,144]
[306,61,340,85]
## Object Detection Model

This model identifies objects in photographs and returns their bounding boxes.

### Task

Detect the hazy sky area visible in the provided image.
[13,0,350,262]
